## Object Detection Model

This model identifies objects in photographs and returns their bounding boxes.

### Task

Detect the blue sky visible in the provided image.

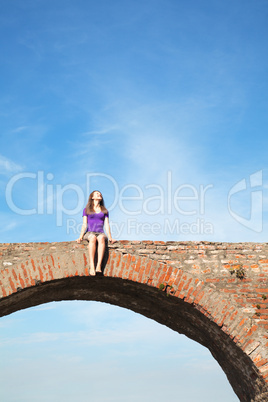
[0,0,267,400]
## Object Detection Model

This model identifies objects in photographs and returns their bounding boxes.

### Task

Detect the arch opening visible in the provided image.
[1,299,238,402]
[0,275,267,402]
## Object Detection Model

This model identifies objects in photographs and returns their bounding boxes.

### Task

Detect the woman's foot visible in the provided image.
[89,267,96,276]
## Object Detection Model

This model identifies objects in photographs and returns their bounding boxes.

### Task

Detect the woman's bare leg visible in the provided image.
[96,235,106,272]
[88,235,97,275]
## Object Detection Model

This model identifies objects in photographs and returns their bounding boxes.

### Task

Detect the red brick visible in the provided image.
[1,239,268,395]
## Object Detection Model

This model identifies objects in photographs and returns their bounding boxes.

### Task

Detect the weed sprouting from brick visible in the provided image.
[229,264,246,280]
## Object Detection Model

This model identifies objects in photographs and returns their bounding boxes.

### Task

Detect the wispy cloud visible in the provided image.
[0,324,172,348]
[82,125,120,136]
[10,126,30,134]
[0,221,18,233]
[0,154,23,175]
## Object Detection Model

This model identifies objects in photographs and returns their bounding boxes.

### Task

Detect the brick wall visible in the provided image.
[0,240,268,401]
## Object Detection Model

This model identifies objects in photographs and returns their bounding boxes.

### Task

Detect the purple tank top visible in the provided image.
[83,208,109,232]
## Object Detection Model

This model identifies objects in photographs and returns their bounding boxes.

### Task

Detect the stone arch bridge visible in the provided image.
[0,240,268,401]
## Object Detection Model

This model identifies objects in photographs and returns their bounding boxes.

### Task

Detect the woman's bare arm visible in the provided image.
[76,216,88,243]
[104,217,115,243]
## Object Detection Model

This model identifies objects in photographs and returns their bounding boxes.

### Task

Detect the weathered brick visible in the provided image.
[1,240,268,398]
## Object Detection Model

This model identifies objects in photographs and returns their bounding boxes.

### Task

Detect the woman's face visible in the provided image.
[92,191,102,201]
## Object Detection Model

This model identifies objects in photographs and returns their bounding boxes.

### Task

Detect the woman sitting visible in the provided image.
[76,190,115,275]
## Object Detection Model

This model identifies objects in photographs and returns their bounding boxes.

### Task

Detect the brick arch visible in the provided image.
[0,241,268,402]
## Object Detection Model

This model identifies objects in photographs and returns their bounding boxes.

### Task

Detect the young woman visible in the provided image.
[76,190,115,275]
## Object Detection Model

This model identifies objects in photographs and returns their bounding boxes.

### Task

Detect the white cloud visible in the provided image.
[0,221,17,232]
[10,126,30,134]
[0,154,23,175]
[83,125,120,136]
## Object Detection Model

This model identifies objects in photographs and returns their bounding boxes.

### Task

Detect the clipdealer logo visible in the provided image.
[66,217,214,237]
[5,171,213,224]
[4,170,264,235]
[227,170,263,233]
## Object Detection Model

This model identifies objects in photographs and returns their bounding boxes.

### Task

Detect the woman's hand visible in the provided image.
[77,218,87,243]
[109,238,116,244]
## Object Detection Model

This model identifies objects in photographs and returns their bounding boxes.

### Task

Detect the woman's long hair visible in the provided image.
[85,190,108,215]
